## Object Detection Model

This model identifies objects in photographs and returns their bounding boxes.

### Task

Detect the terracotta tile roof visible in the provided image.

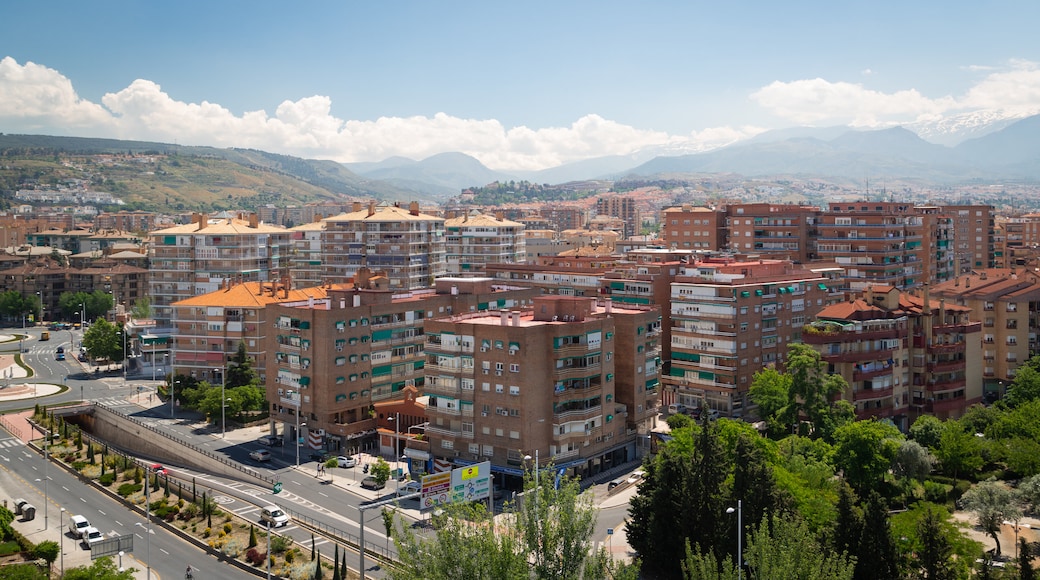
[445,213,524,227]
[324,205,443,223]
[817,299,902,321]
[172,281,343,308]
[151,218,289,235]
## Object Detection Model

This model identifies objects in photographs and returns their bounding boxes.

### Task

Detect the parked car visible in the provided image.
[309,451,331,463]
[259,505,290,528]
[78,353,88,362]
[361,476,386,490]
[258,435,283,447]
[335,456,356,468]
[667,403,687,415]
[56,346,64,354]
[68,514,90,539]
[398,481,422,497]
[56,352,65,361]
[249,449,272,462]
[81,526,104,548]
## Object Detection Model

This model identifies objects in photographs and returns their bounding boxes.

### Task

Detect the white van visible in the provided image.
[667,403,687,415]
[68,514,90,539]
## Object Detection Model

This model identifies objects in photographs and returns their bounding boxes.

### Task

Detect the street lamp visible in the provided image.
[727,500,743,580]
[137,464,154,579]
[59,507,65,577]
[266,520,272,580]
[388,413,401,496]
[28,419,49,529]
[216,367,225,438]
[524,449,540,530]
[170,378,180,419]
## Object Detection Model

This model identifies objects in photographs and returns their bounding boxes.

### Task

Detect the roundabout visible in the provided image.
[0,350,64,401]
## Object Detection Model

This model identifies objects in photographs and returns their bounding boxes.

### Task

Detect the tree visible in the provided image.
[58,290,113,322]
[61,556,136,580]
[629,417,730,578]
[130,296,152,320]
[785,343,851,440]
[1005,359,1040,408]
[0,290,37,323]
[733,433,789,534]
[717,513,855,580]
[371,457,391,487]
[934,422,984,479]
[81,318,125,363]
[226,342,260,388]
[892,439,936,502]
[831,420,902,493]
[915,506,958,580]
[1019,473,1040,514]
[389,496,528,580]
[909,414,945,450]
[855,491,899,580]
[961,479,1022,556]
[749,366,793,426]
[1020,537,1036,580]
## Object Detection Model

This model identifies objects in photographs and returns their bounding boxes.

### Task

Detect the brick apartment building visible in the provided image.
[421,296,659,482]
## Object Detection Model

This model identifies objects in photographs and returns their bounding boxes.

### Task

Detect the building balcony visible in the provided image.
[932,321,982,334]
[856,404,897,421]
[912,397,965,414]
[852,366,895,382]
[802,327,902,344]
[922,378,966,393]
[553,406,602,422]
[853,386,894,402]
[674,327,738,338]
[927,342,966,354]
[554,365,601,380]
[327,417,378,440]
[927,360,965,373]
[423,382,462,397]
[555,343,593,357]
[822,348,897,363]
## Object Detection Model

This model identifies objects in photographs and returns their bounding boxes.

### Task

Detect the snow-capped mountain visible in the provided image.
[908,108,1040,146]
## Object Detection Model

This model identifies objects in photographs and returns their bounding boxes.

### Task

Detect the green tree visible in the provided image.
[831,419,902,493]
[226,342,260,388]
[666,413,694,430]
[909,414,945,450]
[692,513,855,580]
[1005,358,1040,408]
[733,433,789,534]
[389,497,528,580]
[856,491,898,580]
[892,439,936,502]
[961,479,1022,556]
[371,457,391,487]
[629,417,729,578]
[81,318,125,363]
[0,290,37,323]
[911,505,959,580]
[129,296,152,320]
[1020,537,1036,580]
[832,484,862,564]
[61,557,136,580]
[785,343,851,439]
[934,422,984,479]
[31,540,59,564]
[58,290,113,322]
[749,366,793,426]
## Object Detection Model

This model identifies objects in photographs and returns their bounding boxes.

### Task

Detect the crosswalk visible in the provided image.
[0,437,22,449]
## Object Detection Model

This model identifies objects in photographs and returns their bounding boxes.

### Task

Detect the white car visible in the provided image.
[398,481,422,497]
[68,514,90,539]
[259,505,290,528]
[336,456,356,468]
[81,526,104,548]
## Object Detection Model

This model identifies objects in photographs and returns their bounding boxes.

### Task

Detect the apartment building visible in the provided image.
[288,220,325,289]
[486,255,618,297]
[148,213,291,327]
[94,211,158,234]
[725,203,820,263]
[421,296,656,482]
[940,205,995,273]
[321,202,446,290]
[444,212,526,275]
[169,278,333,383]
[596,196,640,238]
[806,285,982,424]
[816,202,928,290]
[660,205,726,251]
[931,268,1040,397]
[664,257,830,417]
[538,205,586,232]
[263,274,540,455]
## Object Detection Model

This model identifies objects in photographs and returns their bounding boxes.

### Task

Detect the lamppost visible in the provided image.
[388,413,401,496]
[170,378,180,419]
[266,520,272,580]
[136,463,153,579]
[215,367,225,438]
[524,449,540,530]
[727,500,743,580]
[59,507,65,577]
[28,419,49,529]
[122,324,128,380]
[71,314,78,350]
[296,420,307,468]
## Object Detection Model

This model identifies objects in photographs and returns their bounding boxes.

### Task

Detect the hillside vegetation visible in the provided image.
[0,134,414,212]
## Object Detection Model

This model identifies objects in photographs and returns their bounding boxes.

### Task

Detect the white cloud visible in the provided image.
[750,59,1040,127]
[750,78,954,126]
[0,57,746,171]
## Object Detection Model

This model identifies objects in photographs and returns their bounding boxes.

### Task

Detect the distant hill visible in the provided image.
[0,134,422,212]
[625,119,1040,182]
[347,152,513,193]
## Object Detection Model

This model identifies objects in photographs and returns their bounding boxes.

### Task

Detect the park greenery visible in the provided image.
[388,465,638,580]
[0,290,41,323]
[57,290,113,322]
[165,342,268,424]
[627,346,1040,579]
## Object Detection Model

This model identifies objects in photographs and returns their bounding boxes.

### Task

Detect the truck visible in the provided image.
[40,331,50,341]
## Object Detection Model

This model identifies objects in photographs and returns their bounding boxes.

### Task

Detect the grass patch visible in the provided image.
[13,354,33,377]
[0,540,22,556]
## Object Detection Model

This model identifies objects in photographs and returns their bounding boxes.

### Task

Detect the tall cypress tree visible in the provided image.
[856,491,898,580]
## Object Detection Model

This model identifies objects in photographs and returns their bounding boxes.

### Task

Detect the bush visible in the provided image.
[0,540,21,556]
[285,549,295,563]
[70,461,88,471]
[246,547,267,566]
[98,472,116,487]
[117,483,142,497]
[223,522,233,534]
[31,540,59,564]
[923,480,950,504]
[270,535,290,554]
[951,479,972,503]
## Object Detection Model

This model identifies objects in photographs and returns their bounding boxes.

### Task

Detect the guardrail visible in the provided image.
[94,402,276,486]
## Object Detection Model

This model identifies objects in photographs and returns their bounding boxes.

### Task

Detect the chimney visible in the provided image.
[368,202,376,217]
[500,311,508,326]
[352,201,362,213]
[495,211,504,221]
[340,298,347,309]
[249,214,259,228]
[511,311,520,326]
[409,201,420,216]
[605,299,612,314]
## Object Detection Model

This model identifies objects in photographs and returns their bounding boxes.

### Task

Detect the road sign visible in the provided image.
[273,482,283,494]
[420,472,452,510]
[451,461,491,503]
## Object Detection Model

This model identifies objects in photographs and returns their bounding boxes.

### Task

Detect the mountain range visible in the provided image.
[2,113,1039,210]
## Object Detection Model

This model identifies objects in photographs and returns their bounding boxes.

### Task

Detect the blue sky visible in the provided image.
[2,1,1039,170]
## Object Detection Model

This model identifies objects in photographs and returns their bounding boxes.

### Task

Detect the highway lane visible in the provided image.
[0,428,253,579]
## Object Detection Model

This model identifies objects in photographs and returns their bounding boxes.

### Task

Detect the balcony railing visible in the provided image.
[853,386,895,401]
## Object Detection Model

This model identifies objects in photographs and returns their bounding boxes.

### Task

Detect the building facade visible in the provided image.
[444,212,526,275]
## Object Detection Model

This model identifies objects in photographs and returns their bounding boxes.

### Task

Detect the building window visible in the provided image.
[509,363,520,373]
[496,384,504,394]
[509,385,520,396]
[441,440,454,450]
